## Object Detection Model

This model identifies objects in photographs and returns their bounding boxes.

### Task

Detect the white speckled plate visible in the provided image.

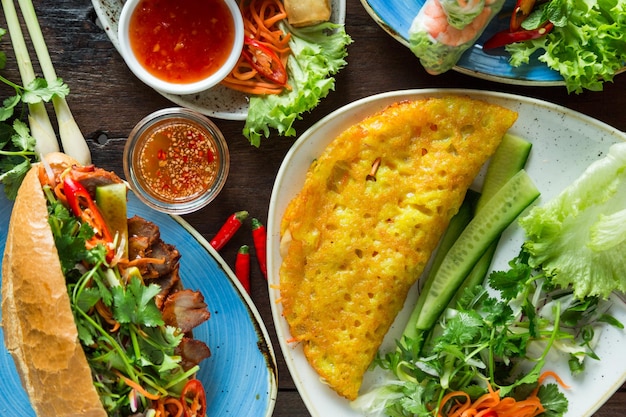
[92,0,346,120]
[267,89,626,417]
[0,189,278,417]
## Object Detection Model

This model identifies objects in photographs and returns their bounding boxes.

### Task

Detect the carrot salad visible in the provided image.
[438,372,570,417]
[221,0,291,95]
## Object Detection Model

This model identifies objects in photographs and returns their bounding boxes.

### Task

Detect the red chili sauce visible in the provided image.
[129,0,235,84]
[137,120,220,202]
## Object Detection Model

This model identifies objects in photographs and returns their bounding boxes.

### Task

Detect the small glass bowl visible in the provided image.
[123,108,230,214]
[117,0,244,95]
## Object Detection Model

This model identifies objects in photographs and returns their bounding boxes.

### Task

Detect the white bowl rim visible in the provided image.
[117,0,244,95]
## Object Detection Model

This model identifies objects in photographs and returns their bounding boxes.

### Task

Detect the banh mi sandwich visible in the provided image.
[2,152,211,417]
[279,96,518,400]
[408,0,506,74]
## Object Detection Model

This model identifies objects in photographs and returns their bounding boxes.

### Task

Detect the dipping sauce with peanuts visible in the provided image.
[124,108,230,214]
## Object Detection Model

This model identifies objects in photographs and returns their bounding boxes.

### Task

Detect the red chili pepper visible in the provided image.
[63,175,114,251]
[235,245,251,293]
[251,218,267,279]
[210,211,248,250]
[180,379,207,417]
[510,0,536,31]
[483,22,554,49]
[242,37,288,85]
[482,411,498,417]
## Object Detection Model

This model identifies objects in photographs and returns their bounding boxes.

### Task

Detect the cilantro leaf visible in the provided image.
[11,118,36,151]
[488,253,532,300]
[537,383,569,417]
[0,95,20,121]
[76,286,101,312]
[112,276,164,327]
[21,77,69,103]
[0,158,30,199]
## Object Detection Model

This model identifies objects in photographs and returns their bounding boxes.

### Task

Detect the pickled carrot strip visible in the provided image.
[221,0,291,95]
[437,371,567,417]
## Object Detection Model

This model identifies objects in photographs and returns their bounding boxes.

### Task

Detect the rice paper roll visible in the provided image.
[408,0,505,75]
[284,0,331,27]
[440,0,485,29]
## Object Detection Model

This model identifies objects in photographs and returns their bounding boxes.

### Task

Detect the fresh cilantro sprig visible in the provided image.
[360,249,622,417]
[44,187,197,415]
[0,26,70,199]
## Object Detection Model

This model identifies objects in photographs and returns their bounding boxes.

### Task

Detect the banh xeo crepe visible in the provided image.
[278,96,518,400]
[409,0,505,74]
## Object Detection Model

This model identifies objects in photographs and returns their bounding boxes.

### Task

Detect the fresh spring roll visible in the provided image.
[440,0,485,29]
[408,0,505,75]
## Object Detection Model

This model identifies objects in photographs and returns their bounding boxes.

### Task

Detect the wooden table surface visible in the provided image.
[1,0,624,416]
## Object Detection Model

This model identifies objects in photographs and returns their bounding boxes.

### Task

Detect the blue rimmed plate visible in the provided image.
[360,0,566,85]
[0,189,277,416]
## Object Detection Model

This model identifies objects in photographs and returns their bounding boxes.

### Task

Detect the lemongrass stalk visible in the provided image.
[1,0,59,156]
[17,0,91,165]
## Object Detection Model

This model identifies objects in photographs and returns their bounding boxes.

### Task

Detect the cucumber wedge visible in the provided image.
[96,183,129,257]
[405,169,540,345]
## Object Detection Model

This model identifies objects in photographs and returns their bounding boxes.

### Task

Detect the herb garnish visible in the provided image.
[354,249,622,417]
[0,27,69,199]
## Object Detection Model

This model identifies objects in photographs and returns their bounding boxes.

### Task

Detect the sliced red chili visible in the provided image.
[510,0,537,31]
[242,37,288,85]
[251,218,267,279]
[181,379,207,417]
[63,175,114,249]
[483,22,554,49]
[482,411,498,417]
[235,245,251,293]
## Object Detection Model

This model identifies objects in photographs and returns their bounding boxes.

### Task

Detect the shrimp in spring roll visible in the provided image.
[408,0,505,74]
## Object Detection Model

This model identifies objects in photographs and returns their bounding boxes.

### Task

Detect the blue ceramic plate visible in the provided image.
[360,0,565,85]
[0,189,277,416]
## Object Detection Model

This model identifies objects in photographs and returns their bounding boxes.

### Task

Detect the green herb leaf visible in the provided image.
[21,77,69,103]
[537,383,569,417]
[112,276,164,327]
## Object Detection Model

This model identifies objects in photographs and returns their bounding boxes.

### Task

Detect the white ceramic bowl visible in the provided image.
[117,0,244,95]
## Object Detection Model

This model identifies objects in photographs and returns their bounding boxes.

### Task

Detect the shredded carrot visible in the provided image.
[124,257,166,267]
[95,300,120,332]
[152,396,184,417]
[114,370,161,401]
[437,371,569,417]
[535,370,570,390]
[221,0,291,95]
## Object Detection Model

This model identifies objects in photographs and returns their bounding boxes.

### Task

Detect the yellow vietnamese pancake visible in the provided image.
[278,96,518,400]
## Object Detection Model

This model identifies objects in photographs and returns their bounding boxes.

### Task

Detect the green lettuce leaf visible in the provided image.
[519,142,626,299]
[243,22,352,147]
[506,0,626,94]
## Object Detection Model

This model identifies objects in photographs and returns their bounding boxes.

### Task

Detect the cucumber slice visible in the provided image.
[411,170,540,337]
[425,190,480,284]
[449,134,533,305]
[95,183,129,257]
[478,134,533,210]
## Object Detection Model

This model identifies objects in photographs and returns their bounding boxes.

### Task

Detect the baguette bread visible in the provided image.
[2,153,106,416]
